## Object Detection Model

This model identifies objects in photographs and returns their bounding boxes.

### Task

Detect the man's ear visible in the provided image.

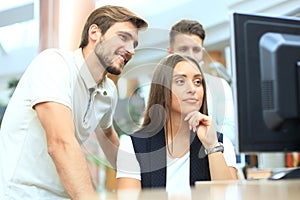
[167,47,173,55]
[89,24,101,42]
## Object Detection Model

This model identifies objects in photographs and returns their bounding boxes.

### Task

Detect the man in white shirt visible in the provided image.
[167,19,236,146]
[0,5,147,200]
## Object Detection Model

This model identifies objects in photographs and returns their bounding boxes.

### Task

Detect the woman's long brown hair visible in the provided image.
[141,54,208,139]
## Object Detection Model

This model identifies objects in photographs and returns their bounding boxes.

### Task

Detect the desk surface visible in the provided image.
[82,179,300,200]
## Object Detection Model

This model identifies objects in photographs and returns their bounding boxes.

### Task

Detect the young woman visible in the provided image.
[116,54,237,194]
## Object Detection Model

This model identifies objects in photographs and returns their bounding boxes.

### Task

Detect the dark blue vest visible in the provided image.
[130,127,223,189]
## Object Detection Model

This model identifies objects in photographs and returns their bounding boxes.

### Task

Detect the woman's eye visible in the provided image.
[175,79,185,85]
[194,79,203,86]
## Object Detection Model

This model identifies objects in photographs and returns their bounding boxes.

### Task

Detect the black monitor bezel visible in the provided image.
[230,12,300,153]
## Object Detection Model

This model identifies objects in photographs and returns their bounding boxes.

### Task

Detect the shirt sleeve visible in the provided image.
[223,135,237,168]
[116,134,141,180]
[216,78,236,147]
[28,49,72,109]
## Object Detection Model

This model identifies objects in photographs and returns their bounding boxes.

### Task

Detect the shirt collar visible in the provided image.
[74,48,98,90]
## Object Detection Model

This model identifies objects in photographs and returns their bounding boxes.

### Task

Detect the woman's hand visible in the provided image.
[184,111,218,149]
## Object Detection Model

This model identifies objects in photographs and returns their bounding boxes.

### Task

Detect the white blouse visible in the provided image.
[116,134,236,194]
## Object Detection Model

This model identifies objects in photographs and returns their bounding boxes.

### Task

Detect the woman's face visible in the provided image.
[171,60,204,116]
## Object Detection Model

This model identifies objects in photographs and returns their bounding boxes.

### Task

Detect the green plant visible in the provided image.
[0,100,5,106]
[85,154,111,169]
[0,78,20,127]
[8,78,20,97]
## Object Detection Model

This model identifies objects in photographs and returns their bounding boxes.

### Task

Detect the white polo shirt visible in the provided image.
[0,48,117,199]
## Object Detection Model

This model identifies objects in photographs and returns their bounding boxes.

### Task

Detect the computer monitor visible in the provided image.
[231,12,300,153]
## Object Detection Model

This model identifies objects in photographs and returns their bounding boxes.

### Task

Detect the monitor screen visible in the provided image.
[230,12,300,153]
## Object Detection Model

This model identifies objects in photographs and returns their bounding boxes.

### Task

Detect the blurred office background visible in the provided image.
[0,0,300,189]
[1,0,300,104]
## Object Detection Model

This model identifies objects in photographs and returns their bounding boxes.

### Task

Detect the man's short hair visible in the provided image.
[169,19,205,47]
[80,5,148,48]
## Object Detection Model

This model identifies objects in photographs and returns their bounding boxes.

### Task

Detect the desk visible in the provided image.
[194,180,300,200]
[82,180,300,200]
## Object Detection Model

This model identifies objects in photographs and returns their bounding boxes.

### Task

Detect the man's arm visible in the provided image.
[95,125,120,169]
[35,102,96,199]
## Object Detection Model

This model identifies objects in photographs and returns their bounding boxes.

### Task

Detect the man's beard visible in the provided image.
[94,41,122,75]
[106,65,121,75]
